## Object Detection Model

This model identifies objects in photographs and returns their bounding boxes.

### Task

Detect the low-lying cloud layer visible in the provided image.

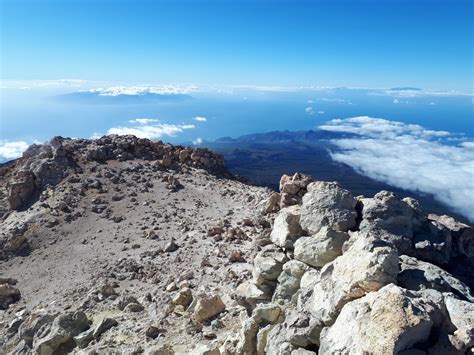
[319,116,474,221]
[0,140,29,161]
[86,85,196,97]
[107,119,195,140]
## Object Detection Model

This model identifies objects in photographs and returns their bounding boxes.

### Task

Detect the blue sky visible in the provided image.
[0,0,473,220]
[1,0,473,91]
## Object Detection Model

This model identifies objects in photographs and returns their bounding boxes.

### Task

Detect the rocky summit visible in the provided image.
[0,136,473,355]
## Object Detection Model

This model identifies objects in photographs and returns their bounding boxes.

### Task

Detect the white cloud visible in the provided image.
[0,140,29,161]
[107,124,195,139]
[305,107,315,115]
[393,99,400,104]
[129,118,159,124]
[318,111,325,114]
[319,116,474,221]
[370,88,474,98]
[193,116,207,122]
[320,116,450,139]
[86,85,196,97]
[192,137,203,145]
[317,98,347,103]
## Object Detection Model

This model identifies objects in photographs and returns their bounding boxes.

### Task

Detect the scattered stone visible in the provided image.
[0,282,21,309]
[93,317,118,338]
[164,239,179,252]
[172,287,193,308]
[194,294,226,323]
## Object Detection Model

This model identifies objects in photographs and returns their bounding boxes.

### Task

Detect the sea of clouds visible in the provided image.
[319,116,474,221]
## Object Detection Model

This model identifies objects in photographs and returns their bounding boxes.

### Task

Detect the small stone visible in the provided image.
[145,325,161,339]
[93,317,118,338]
[164,239,179,252]
[166,282,178,292]
[124,302,145,312]
[172,287,193,308]
[229,250,245,263]
[211,319,224,330]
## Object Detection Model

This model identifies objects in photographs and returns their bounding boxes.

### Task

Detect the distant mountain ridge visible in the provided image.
[205,129,468,223]
[214,129,351,144]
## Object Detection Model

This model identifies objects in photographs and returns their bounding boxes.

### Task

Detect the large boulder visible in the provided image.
[300,181,357,235]
[294,227,349,268]
[428,214,474,261]
[305,235,399,326]
[235,281,273,308]
[193,294,226,323]
[270,205,303,249]
[359,191,414,253]
[319,284,442,354]
[444,294,474,351]
[33,311,89,355]
[265,309,320,353]
[413,217,452,266]
[398,255,474,302]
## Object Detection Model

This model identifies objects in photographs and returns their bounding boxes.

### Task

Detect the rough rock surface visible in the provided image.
[0,137,473,354]
[319,284,442,354]
[300,181,357,235]
[232,176,473,354]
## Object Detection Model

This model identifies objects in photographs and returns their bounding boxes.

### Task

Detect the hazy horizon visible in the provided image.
[1,0,473,221]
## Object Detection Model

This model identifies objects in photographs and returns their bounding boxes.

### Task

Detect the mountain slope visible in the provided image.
[0,136,473,354]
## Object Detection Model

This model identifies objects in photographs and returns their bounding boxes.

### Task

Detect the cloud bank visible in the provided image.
[319,116,474,221]
[106,119,195,140]
[0,140,29,161]
[87,85,196,97]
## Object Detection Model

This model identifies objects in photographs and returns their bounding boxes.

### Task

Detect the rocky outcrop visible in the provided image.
[233,175,474,355]
[3,135,229,213]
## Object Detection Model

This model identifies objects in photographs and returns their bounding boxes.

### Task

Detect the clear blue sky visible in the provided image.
[1,0,473,91]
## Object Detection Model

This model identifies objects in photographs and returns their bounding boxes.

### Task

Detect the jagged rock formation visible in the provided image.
[234,177,474,355]
[0,137,473,354]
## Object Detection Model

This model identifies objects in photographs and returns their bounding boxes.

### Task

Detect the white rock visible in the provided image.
[273,260,309,303]
[319,284,440,354]
[300,181,357,235]
[300,269,320,290]
[294,227,349,268]
[193,294,226,323]
[270,205,303,249]
[306,235,399,325]
[444,294,474,332]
